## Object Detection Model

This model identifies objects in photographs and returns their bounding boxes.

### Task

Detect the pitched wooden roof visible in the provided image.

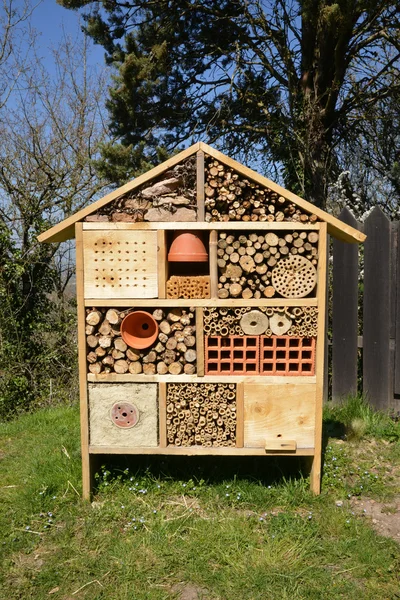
[38,141,365,244]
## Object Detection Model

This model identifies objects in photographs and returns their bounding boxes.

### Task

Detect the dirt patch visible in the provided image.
[171,583,210,600]
[351,496,400,542]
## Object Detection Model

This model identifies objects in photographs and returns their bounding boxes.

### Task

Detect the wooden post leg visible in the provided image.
[82,454,101,501]
[309,454,321,495]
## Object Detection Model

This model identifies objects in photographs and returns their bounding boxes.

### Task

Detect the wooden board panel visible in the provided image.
[209,230,218,298]
[158,382,167,447]
[83,230,158,299]
[89,445,315,456]
[332,209,359,401]
[157,229,167,298]
[75,223,91,500]
[196,150,205,221]
[243,383,316,448]
[83,221,321,232]
[363,207,390,409]
[195,307,205,376]
[84,298,318,308]
[236,382,244,447]
[88,373,317,384]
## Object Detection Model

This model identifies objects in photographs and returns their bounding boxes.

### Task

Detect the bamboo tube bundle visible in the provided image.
[217,231,319,299]
[204,157,319,223]
[166,383,237,446]
[85,157,197,223]
[85,307,197,375]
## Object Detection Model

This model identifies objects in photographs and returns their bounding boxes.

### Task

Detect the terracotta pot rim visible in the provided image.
[120,311,158,349]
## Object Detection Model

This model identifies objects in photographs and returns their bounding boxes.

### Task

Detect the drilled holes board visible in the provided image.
[83,230,158,298]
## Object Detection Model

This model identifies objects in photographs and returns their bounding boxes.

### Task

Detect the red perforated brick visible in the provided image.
[205,336,259,375]
[260,336,316,375]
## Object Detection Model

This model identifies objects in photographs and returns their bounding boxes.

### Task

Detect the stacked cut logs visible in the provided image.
[166,275,211,299]
[86,307,196,375]
[217,231,319,299]
[205,158,319,223]
[85,157,196,223]
[203,306,318,337]
[166,383,236,447]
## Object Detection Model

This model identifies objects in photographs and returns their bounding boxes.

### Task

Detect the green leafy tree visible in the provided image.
[59,0,400,208]
[0,11,110,417]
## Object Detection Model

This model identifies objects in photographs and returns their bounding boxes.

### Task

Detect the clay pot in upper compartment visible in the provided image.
[168,232,208,262]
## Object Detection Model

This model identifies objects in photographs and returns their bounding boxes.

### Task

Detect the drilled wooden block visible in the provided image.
[166,275,211,299]
[89,383,158,447]
[243,383,316,448]
[83,230,158,298]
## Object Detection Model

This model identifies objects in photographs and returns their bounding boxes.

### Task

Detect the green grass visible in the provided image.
[0,403,399,600]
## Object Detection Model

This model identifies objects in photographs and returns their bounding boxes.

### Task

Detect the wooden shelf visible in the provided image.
[83,222,321,232]
[89,445,315,456]
[87,374,317,384]
[84,298,319,307]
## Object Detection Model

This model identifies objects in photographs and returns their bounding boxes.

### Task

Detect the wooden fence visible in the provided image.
[331,206,400,411]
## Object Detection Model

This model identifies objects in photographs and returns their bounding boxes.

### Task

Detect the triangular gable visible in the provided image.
[38,141,365,244]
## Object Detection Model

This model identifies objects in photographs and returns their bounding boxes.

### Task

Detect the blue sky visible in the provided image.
[30,0,105,70]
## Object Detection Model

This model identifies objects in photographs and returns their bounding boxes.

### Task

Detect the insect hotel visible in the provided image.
[39,142,365,498]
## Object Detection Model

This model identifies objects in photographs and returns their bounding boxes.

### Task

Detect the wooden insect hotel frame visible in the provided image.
[39,142,365,498]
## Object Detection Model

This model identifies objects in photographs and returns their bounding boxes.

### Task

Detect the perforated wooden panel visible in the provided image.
[83,230,158,299]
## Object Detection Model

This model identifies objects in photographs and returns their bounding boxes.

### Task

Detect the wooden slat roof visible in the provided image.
[38,141,365,244]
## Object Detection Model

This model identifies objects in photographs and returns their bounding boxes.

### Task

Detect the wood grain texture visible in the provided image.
[311,221,327,495]
[38,143,201,243]
[82,221,321,232]
[196,150,205,221]
[195,307,205,376]
[89,445,315,456]
[75,223,91,500]
[83,230,158,299]
[87,373,317,384]
[157,229,167,299]
[236,382,244,447]
[209,230,218,298]
[363,208,390,409]
[265,439,296,451]
[243,383,316,449]
[84,298,318,308]
[332,209,360,401]
[158,382,167,447]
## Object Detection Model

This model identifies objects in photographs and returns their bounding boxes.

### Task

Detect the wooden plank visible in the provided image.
[394,222,400,400]
[157,229,167,298]
[87,374,317,384]
[265,440,296,452]
[195,307,205,376]
[209,230,218,298]
[243,383,316,449]
[363,207,391,409]
[199,142,365,244]
[75,223,91,500]
[38,142,201,243]
[84,297,318,307]
[83,230,158,299]
[332,208,360,402]
[158,382,167,448]
[89,445,315,456]
[196,150,205,221]
[82,221,321,232]
[311,221,327,495]
[236,382,244,447]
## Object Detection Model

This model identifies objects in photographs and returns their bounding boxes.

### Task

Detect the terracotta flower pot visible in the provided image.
[120,311,158,349]
[168,232,208,262]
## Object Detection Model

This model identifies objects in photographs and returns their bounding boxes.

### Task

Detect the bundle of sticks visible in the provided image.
[86,307,196,375]
[166,383,237,447]
[203,306,318,337]
[217,231,319,299]
[204,158,319,223]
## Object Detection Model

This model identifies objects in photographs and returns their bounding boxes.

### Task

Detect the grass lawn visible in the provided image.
[0,401,399,600]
